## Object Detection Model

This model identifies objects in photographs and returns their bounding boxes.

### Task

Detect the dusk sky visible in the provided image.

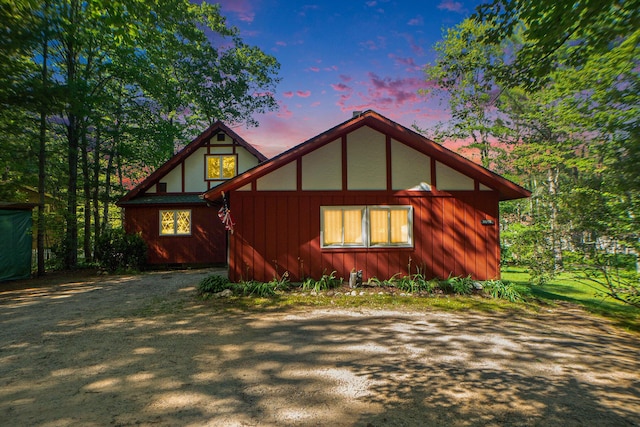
[214,0,483,157]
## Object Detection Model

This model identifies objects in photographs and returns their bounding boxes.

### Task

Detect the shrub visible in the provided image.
[301,270,342,292]
[483,279,522,302]
[237,280,278,297]
[94,228,147,272]
[198,275,232,295]
[396,273,434,293]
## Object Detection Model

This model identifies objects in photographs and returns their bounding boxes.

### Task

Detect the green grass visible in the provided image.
[502,267,640,332]
[198,268,639,333]
[202,287,529,316]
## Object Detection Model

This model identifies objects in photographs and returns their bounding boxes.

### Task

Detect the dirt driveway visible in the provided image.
[0,269,639,426]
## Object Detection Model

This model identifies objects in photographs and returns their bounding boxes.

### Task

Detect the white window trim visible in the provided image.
[159,209,192,236]
[320,205,413,248]
[205,154,237,181]
[320,206,367,248]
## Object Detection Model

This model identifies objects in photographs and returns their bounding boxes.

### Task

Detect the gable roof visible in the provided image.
[117,121,267,205]
[203,110,531,201]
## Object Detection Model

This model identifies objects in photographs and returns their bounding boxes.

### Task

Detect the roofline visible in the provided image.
[204,110,531,201]
[117,122,266,205]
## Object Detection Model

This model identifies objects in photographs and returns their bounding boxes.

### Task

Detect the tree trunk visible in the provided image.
[92,124,101,245]
[80,130,91,262]
[37,4,49,276]
[548,167,562,270]
[64,0,80,269]
[66,113,79,268]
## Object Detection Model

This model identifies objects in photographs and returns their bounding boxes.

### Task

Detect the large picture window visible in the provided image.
[321,205,412,248]
[206,155,236,180]
[160,210,191,236]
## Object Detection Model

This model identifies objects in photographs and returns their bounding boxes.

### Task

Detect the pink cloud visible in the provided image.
[331,83,351,92]
[339,74,352,82]
[276,41,287,46]
[276,101,293,119]
[308,66,320,72]
[407,15,423,26]
[360,37,386,51]
[217,0,255,22]
[282,91,294,98]
[388,54,421,72]
[296,90,311,98]
[334,72,434,116]
[437,1,464,12]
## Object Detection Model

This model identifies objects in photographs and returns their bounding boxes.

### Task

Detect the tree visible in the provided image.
[421,12,640,303]
[421,19,506,168]
[475,0,640,88]
[1,0,280,269]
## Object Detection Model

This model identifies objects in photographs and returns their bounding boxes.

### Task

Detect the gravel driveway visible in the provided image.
[0,269,639,426]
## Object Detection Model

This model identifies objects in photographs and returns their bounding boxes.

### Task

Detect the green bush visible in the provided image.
[396,273,434,293]
[301,270,342,292]
[483,279,522,302]
[236,280,279,297]
[94,228,147,272]
[198,275,232,294]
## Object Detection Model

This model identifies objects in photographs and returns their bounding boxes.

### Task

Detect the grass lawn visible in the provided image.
[502,267,640,333]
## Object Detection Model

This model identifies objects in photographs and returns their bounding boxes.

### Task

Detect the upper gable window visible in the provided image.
[206,155,236,180]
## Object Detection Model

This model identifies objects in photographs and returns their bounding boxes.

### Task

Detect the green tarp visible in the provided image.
[0,209,32,281]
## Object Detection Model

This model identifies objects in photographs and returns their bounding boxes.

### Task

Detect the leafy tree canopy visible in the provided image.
[475,0,640,88]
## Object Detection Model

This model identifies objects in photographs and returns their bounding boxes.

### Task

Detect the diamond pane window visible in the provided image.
[159,210,191,236]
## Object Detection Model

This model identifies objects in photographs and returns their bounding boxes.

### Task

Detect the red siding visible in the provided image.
[124,205,227,265]
[228,190,500,283]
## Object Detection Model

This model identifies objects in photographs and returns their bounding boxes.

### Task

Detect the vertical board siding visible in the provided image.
[228,190,500,282]
[124,205,226,265]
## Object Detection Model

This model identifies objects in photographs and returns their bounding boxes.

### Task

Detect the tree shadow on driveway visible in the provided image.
[0,270,638,426]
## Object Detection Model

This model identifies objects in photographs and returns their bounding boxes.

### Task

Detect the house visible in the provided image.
[117,122,267,265]
[202,110,530,282]
[121,110,530,281]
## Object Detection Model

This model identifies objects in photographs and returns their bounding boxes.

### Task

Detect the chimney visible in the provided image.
[352,111,362,118]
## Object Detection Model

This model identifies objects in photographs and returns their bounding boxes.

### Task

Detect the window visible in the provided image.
[160,210,191,235]
[321,205,412,248]
[369,206,412,246]
[321,207,365,247]
[206,155,236,180]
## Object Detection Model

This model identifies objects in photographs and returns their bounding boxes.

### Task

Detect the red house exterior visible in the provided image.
[203,111,530,282]
[117,122,267,265]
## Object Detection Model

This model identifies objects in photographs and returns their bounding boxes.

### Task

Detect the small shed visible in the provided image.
[0,203,35,281]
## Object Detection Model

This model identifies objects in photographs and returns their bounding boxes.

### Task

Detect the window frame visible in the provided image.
[205,154,237,181]
[159,209,192,236]
[320,206,367,248]
[320,205,413,249]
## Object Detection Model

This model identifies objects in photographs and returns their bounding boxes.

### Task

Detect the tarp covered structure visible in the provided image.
[0,205,34,281]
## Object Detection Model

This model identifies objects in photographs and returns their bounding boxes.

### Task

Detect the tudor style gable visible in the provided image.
[118,122,266,204]
[204,111,529,200]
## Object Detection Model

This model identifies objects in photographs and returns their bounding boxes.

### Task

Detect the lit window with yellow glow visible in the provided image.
[320,205,412,248]
[206,155,236,180]
[321,207,365,247]
[159,210,191,235]
[369,206,411,246]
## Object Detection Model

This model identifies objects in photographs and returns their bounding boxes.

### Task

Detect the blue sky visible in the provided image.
[214,0,483,157]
